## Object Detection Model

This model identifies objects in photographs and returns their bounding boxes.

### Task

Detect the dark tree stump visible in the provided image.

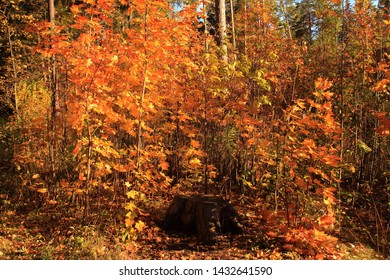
[164,195,243,243]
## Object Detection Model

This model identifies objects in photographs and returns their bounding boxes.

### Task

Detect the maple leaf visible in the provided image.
[70,5,82,14]
[190,139,201,148]
[159,161,169,171]
[127,190,138,199]
[209,171,217,178]
[135,220,146,232]
[125,218,135,228]
[322,90,334,100]
[189,158,202,168]
[315,78,332,91]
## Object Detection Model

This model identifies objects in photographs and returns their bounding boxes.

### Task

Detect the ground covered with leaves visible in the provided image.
[0,194,385,260]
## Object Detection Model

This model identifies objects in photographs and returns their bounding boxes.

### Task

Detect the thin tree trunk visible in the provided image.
[215,0,228,63]
[136,3,149,169]
[48,0,57,195]
[337,0,347,230]
[244,0,247,55]
[3,14,19,117]
[49,0,55,22]
[203,0,209,51]
[229,0,236,51]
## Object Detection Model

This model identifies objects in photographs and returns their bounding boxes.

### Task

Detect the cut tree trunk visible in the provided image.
[164,195,243,243]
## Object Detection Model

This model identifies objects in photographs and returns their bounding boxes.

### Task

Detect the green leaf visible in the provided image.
[358,140,372,153]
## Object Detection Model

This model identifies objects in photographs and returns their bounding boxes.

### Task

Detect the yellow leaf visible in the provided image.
[135,220,146,232]
[32,174,40,179]
[125,202,136,211]
[125,181,131,188]
[189,158,202,168]
[37,188,48,194]
[323,198,330,205]
[127,190,138,199]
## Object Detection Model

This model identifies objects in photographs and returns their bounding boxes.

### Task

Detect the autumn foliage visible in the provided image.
[0,0,388,259]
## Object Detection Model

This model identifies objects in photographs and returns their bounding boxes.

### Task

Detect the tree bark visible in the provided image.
[215,0,228,63]
[49,0,55,23]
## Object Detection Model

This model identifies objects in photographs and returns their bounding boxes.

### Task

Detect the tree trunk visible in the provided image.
[165,195,243,243]
[229,0,236,51]
[48,0,57,195]
[215,0,228,63]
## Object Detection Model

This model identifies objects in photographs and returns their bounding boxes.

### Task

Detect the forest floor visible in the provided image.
[0,193,387,260]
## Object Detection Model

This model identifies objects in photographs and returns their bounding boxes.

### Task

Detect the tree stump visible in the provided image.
[164,195,243,243]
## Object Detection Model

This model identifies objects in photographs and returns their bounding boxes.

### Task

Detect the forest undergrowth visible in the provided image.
[0,189,386,260]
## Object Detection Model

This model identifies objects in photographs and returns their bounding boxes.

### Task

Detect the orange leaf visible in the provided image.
[246,138,256,146]
[48,200,58,205]
[322,90,334,100]
[159,161,169,171]
[295,177,307,189]
[72,143,80,155]
[190,139,201,148]
[267,231,277,238]
[125,218,134,228]
[315,78,332,91]
[321,154,340,167]
[329,0,340,5]
[60,179,69,188]
[70,5,82,14]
